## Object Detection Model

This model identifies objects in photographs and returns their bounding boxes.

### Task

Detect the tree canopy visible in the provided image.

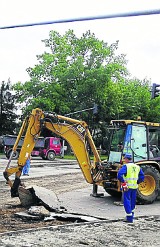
[13,29,156,131]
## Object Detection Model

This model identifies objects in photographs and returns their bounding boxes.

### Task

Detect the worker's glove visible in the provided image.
[121,182,128,191]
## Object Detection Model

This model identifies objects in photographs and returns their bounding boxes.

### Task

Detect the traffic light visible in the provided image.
[151,83,160,99]
[93,103,98,114]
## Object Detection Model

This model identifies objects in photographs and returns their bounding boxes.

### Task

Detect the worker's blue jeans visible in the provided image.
[123,189,137,222]
[22,159,30,175]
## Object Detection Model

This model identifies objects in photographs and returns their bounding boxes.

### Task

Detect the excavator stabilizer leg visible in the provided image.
[90,183,104,197]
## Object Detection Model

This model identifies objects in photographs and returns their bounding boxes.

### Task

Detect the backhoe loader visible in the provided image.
[3,108,160,204]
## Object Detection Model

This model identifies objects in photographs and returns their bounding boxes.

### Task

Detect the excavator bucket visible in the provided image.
[18,185,60,211]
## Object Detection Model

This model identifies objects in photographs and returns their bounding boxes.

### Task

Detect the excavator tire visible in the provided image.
[137,165,160,204]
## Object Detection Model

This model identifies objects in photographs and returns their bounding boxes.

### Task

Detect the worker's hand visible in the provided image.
[121,182,128,191]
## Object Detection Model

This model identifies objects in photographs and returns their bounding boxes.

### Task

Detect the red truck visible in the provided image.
[36,137,62,160]
[2,135,62,160]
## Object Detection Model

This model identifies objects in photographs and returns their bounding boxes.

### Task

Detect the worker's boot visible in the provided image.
[11,177,21,197]
[126,215,133,223]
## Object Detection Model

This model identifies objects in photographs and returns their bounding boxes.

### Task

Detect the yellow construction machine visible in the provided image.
[3,108,160,204]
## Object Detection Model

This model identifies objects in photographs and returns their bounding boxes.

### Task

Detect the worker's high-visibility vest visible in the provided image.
[124,163,140,189]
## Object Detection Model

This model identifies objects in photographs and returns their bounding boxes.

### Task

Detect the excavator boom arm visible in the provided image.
[4,108,102,193]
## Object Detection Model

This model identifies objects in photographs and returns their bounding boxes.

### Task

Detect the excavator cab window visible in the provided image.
[148,127,160,158]
[108,123,148,163]
[108,127,126,163]
[110,128,126,152]
[126,124,147,162]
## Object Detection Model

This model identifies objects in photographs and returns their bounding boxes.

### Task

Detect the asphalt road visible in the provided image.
[0,155,160,220]
[0,155,79,182]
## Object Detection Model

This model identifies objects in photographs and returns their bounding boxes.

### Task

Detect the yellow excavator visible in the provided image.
[3,108,103,198]
[3,108,160,204]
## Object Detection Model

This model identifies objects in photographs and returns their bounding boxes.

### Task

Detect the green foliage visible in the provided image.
[114,78,151,121]
[13,29,158,137]
[147,96,160,122]
[13,30,129,119]
[0,80,18,135]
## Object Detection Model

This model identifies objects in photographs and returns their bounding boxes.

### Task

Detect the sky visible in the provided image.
[1,0,160,85]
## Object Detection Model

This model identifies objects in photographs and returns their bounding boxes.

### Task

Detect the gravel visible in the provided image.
[0,216,160,247]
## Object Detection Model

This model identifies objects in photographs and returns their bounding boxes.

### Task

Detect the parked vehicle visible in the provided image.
[2,135,61,160]
[39,137,62,161]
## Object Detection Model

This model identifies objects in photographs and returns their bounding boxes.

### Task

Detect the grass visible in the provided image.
[0,152,108,161]
[62,154,107,161]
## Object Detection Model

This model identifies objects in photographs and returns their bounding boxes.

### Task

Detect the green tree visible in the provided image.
[147,96,160,122]
[114,78,151,121]
[13,29,158,144]
[14,30,129,124]
[0,80,18,135]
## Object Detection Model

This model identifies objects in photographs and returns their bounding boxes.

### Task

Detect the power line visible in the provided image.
[0,9,160,30]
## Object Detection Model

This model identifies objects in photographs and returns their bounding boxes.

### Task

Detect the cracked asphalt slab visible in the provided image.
[0,156,160,246]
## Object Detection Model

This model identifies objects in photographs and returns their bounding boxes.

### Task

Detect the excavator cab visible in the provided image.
[105,119,160,204]
[108,120,148,164]
[108,120,160,163]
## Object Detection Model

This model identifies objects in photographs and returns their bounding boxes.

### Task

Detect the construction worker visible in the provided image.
[117,153,144,223]
[22,156,31,176]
